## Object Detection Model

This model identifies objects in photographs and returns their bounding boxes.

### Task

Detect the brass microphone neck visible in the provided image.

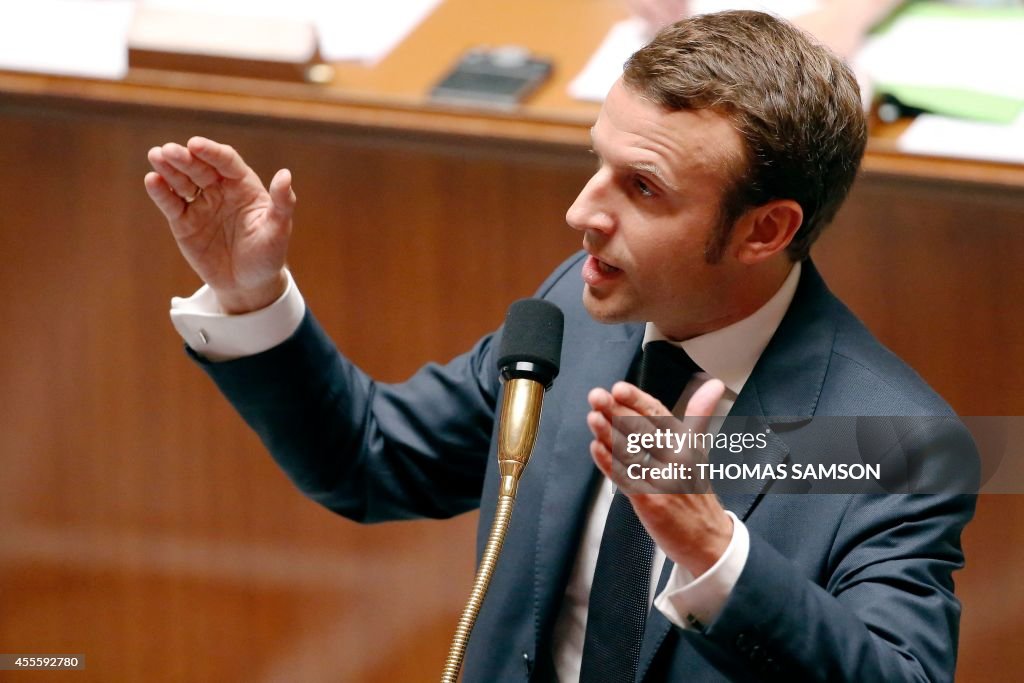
[496,377,545,498]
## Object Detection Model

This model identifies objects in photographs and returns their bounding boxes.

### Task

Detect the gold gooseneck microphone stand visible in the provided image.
[440,298,563,683]
[440,376,545,683]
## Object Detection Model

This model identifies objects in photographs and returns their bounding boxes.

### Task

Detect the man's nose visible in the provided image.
[566,173,614,234]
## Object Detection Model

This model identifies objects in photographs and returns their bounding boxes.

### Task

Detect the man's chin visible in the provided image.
[582,287,637,325]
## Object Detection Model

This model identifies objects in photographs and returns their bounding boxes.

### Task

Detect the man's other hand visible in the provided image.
[587,377,733,576]
[144,137,295,314]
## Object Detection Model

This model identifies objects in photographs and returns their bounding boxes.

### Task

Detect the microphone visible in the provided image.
[497,297,563,385]
[494,298,564,498]
[441,298,563,683]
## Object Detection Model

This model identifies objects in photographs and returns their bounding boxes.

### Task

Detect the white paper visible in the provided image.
[856,15,1024,101]
[130,7,318,62]
[569,1,819,102]
[143,0,443,65]
[317,0,443,65]
[141,0,319,21]
[568,18,649,102]
[0,0,135,79]
[898,112,1024,165]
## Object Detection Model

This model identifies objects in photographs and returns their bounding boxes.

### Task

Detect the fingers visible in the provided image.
[587,392,639,465]
[589,403,610,450]
[187,136,253,181]
[590,433,613,478]
[587,384,666,459]
[587,391,667,489]
[588,384,667,423]
[587,377,726,465]
[146,137,251,199]
[143,172,185,221]
[147,146,203,202]
[601,378,725,424]
[589,434,656,495]
[160,142,221,190]
[609,381,673,417]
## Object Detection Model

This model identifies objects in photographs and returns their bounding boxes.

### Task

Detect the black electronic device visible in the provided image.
[429,46,553,109]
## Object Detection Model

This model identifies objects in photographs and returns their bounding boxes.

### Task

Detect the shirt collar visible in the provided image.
[641,261,802,397]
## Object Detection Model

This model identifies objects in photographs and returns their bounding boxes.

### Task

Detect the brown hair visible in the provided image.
[623,10,867,261]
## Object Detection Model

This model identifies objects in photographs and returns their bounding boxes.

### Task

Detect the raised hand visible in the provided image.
[587,378,733,576]
[144,137,296,314]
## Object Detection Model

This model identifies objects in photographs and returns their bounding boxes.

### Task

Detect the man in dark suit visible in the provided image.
[145,11,975,682]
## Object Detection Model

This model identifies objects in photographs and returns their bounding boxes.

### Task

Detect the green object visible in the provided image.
[883,84,1023,123]
[867,1,1024,123]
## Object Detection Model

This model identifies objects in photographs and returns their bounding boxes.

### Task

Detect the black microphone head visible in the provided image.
[497,298,564,387]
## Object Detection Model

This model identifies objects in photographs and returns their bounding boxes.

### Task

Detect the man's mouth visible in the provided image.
[582,254,624,286]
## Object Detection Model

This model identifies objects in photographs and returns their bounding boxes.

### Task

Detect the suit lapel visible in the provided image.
[705,261,838,517]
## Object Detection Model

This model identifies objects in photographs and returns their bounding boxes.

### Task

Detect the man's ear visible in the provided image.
[731,200,803,264]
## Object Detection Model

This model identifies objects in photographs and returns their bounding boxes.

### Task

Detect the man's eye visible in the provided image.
[635,177,655,197]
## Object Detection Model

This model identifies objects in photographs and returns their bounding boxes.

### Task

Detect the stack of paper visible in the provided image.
[898,112,1024,165]
[857,3,1024,124]
[0,0,444,80]
[318,0,443,65]
[145,0,444,65]
[0,1,136,79]
[857,2,1024,163]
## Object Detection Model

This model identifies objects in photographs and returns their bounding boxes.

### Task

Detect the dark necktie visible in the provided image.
[579,340,700,683]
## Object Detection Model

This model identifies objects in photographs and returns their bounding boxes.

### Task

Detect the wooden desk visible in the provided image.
[3,0,1023,183]
[0,1,1021,680]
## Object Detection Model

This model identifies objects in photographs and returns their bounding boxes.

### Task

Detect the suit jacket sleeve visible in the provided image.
[190,309,502,523]
[699,421,977,682]
[186,256,582,524]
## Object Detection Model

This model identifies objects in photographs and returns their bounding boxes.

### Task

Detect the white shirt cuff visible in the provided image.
[169,270,305,362]
[653,511,749,632]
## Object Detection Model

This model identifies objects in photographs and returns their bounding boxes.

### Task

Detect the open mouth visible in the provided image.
[583,254,624,286]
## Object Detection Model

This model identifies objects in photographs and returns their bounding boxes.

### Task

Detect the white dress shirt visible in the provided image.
[169,261,802,682]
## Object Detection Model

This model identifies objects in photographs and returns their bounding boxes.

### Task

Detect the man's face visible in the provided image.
[566,79,748,340]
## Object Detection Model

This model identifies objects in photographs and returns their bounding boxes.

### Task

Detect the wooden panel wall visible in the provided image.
[0,98,1021,681]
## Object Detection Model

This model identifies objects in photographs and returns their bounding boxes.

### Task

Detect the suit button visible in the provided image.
[735,632,751,654]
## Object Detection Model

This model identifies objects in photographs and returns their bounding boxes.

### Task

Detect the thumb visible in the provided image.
[684,378,726,435]
[266,168,297,228]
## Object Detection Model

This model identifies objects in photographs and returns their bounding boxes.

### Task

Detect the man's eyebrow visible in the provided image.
[588,126,680,193]
[629,161,678,193]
